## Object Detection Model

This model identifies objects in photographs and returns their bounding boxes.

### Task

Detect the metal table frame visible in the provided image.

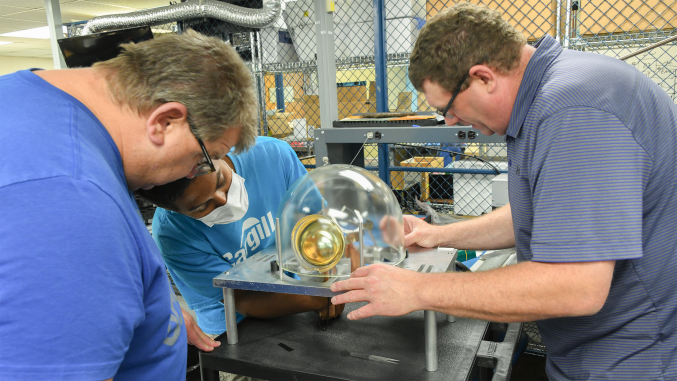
[213,245,457,372]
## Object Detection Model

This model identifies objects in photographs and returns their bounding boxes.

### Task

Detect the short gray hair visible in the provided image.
[94,29,258,153]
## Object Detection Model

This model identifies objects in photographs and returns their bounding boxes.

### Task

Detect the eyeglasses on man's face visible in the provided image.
[185,114,216,177]
[193,135,216,177]
[436,73,468,119]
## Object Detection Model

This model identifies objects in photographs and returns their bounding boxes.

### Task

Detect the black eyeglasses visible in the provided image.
[187,116,216,177]
[436,73,468,119]
[193,135,216,177]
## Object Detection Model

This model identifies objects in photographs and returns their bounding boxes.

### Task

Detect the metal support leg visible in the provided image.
[199,361,219,381]
[424,310,438,371]
[223,288,238,344]
[275,218,283,281]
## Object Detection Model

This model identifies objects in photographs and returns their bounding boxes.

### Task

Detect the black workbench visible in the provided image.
[199,303,521,381]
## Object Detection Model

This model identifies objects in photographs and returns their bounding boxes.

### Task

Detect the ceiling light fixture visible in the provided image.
[0,26,68,39]
[0,41,14,45]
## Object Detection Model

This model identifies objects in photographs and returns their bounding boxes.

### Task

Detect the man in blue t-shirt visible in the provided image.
[0,30,259,381]
[331,4,677,380]
[137,137,344,335]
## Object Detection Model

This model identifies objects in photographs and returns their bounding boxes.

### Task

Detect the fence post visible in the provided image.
[315,0,339,128]
[373,0,388,113]
[275,74,285,112]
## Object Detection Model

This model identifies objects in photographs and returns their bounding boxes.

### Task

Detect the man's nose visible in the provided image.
[213,190,228,207]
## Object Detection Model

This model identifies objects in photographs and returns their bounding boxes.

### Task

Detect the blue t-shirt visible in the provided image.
[152,137,308,334]
[507,36,677,380]
[0,70,187,380]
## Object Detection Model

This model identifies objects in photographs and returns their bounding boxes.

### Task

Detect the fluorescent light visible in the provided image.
[0,41,13,45]
[0,26,68,39]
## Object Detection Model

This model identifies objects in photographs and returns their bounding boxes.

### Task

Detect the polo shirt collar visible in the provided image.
[506,35,562,138]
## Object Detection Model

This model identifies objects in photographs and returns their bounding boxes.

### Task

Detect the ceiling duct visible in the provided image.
[81,0,281,35]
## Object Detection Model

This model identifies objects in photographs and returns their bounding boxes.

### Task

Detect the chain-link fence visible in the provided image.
[274,0,512,217]
[69,0,677,353]
[67,0,677,218]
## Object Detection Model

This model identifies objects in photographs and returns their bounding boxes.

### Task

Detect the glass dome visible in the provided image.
[276,164,406,283]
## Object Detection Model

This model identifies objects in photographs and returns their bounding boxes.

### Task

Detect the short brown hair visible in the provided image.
[409,2,526,93]
[94,29,257,153]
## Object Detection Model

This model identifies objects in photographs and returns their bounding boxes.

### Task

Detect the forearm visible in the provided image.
[436,204,515,249]
[234,290,327,318]
[416,260,614,322]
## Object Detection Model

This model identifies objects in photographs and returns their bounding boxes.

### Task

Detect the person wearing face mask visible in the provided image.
[136,136,345,340]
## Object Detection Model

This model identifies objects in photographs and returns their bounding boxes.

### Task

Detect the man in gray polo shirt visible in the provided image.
[331,3,677,380]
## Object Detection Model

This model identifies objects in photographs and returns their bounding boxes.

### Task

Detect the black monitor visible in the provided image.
[58,26,154,68]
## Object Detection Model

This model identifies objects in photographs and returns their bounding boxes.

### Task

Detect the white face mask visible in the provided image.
[197,167,249,227]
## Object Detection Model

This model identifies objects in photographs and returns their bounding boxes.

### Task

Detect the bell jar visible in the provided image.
[276,164,406,283]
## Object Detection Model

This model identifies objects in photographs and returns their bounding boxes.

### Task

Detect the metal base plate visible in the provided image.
[213,245,456,297]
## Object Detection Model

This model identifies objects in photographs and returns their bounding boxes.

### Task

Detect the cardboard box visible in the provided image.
[418,93,435,111]
[302,95,321,129]
[391,156,444,199]
[337,85,367,102]
[391,157,414,190]
[267,110,293,137]
[300,156,315,166]
[338,100,370,119]
[396,91,412,112]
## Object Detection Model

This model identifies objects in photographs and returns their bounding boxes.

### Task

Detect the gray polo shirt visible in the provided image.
[507,35,677,380]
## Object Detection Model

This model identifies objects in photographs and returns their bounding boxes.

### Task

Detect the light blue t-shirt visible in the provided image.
[0,70,187,380]
[152,137,308,334]
[507,36,677,380]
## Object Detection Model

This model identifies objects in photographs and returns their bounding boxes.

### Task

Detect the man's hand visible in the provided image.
[182,308,220,352]
[315,298,345,320]
[330,264,424,320]
[403,215,439,248]
[378,215,405,247]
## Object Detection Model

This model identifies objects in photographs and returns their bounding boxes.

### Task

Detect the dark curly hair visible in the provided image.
[135,177,193,212]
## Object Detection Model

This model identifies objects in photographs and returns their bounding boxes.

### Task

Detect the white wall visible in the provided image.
[0,56,55,76]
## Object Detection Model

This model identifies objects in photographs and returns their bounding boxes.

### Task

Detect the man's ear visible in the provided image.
[146,102,189,146]
[469,65,497,94]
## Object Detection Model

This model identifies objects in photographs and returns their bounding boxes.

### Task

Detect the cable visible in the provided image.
[394,143,502,175]
[349,136,370,166]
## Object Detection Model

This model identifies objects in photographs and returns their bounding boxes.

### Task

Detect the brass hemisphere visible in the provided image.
[291,214,345,272]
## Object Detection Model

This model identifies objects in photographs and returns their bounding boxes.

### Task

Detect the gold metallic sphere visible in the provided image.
[291,215,345,272]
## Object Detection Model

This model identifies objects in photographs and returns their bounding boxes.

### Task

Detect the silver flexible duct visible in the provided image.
[81,0,281,35]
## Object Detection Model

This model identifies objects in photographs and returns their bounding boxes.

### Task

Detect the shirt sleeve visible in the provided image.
[528,107,652,262]
[0,177,144,380]
[278,141,309,188]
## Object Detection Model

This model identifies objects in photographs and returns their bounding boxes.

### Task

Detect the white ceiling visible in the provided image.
[0,0,169,58]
